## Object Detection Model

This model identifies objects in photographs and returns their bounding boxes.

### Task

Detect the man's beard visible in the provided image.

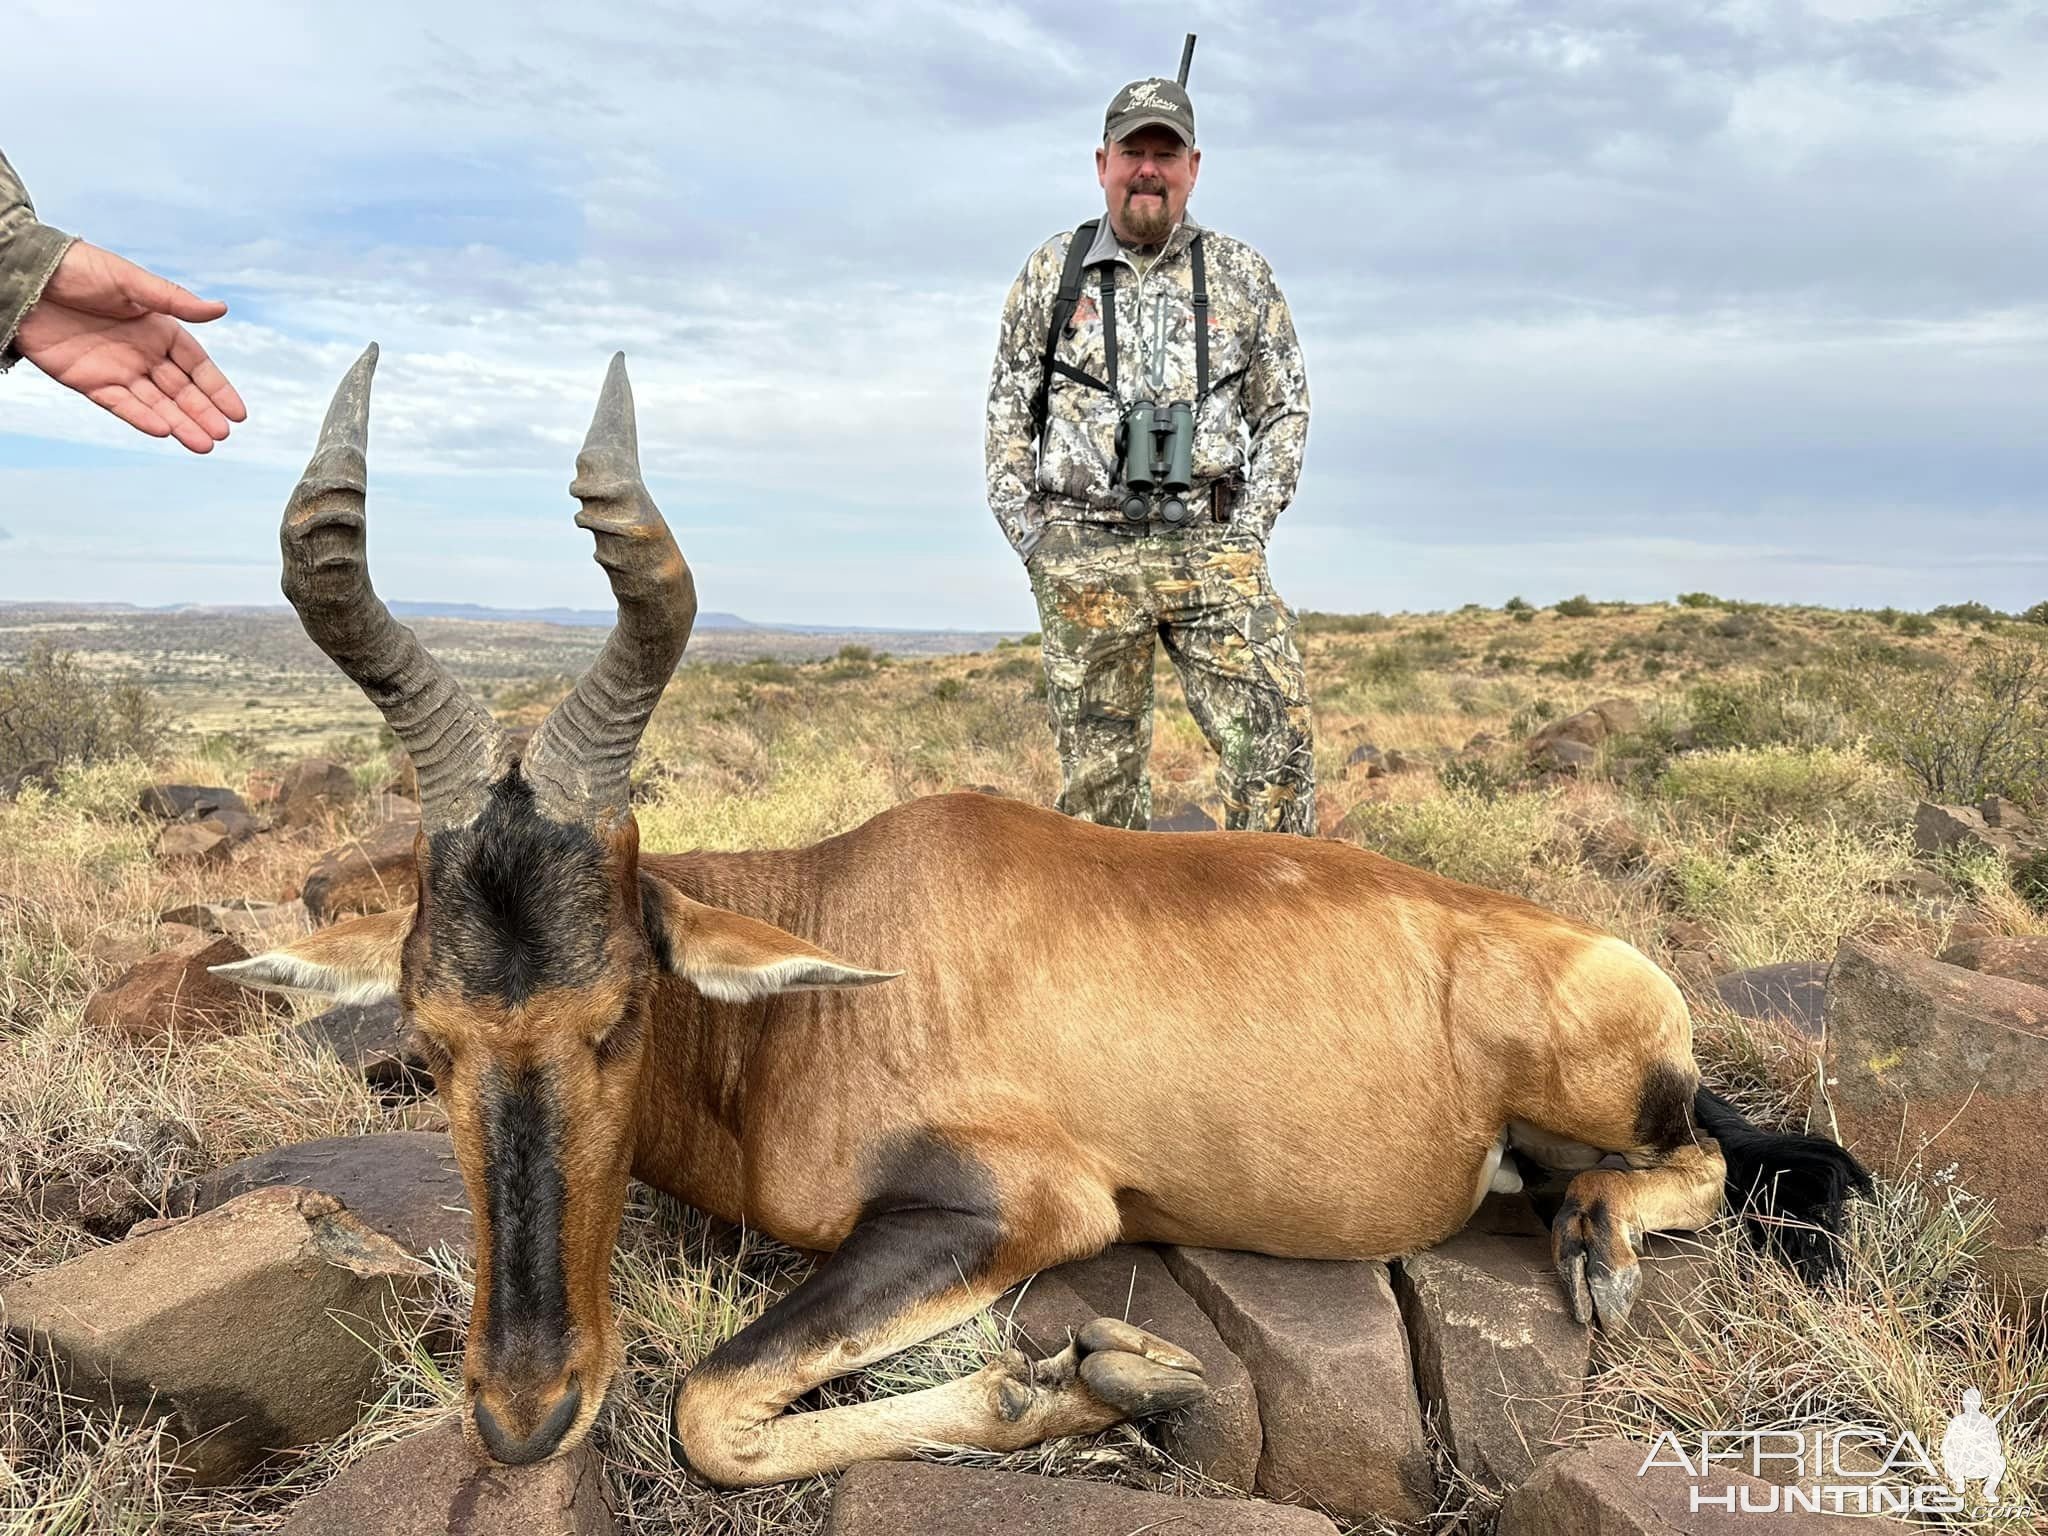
[1121,184,1172,244]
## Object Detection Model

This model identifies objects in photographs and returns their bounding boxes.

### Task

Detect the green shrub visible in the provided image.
[1657,745,1904,831]
[1539,648,1596,681]
[0,642,165,776]
[1864,638,2048,805]
[835,643,876,663]
[1677,592,1720,609]
[931,677,967,703]
[1554,594,1598,618]
[1342,787,1562,894]
[1931,601,2002,626]
[1504,595,1534,615]
[1896,614,1937,637]
[1301,611,1393,635]
[1685,676,1850,752]
[2022,601,2048,627]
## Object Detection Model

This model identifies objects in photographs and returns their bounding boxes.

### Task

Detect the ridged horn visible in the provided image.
[279,344,505,830]
[521,353,696,823]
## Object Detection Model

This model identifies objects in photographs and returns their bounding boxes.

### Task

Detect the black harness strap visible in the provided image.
[1190,233,1209,401]
[1032,219,1101,441]
[1099,262,1118,397]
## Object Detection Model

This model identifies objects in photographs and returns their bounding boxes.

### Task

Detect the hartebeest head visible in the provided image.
[219,348,892,1463]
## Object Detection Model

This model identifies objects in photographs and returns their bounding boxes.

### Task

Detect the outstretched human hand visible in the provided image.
[15,240,246,453]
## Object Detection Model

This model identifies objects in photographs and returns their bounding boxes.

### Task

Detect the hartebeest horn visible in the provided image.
[522,353,696,823]
[280,344,506,830]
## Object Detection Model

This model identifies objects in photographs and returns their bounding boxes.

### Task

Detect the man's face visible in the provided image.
[1096,127,1200,245]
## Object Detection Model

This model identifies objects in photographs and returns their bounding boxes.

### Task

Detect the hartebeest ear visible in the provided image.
[639,877,900,1003]
[209,906,412,1003]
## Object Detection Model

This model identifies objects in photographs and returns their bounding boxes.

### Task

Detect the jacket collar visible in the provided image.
[1082,212,1204,272]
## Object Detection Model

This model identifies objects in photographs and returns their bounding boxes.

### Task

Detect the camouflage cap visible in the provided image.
[1104,78,1196,146]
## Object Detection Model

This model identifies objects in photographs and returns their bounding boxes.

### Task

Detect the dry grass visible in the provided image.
[3,602,2045,1532]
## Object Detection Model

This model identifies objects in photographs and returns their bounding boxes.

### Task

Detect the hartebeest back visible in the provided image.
[222,349,1870,1484]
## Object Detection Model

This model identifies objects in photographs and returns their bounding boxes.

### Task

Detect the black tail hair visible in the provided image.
[1695,1086,1874,1282]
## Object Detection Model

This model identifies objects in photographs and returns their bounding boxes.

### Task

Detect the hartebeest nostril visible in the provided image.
[472,1376,582,1466]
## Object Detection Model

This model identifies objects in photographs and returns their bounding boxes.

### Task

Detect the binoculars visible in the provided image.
[1117,400,1196,525]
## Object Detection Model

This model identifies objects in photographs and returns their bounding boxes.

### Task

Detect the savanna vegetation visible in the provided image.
[2,592,2044,1533]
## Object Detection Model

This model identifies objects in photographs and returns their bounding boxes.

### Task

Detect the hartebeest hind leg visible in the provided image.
[673,1131,1205,1487]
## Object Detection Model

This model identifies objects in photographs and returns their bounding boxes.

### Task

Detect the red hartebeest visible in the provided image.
[221,347,1870,1485]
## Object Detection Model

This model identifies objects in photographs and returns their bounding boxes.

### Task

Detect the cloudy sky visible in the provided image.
[2,0,2044,628]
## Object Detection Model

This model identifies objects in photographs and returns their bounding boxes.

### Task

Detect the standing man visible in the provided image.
[986,75,1316,834]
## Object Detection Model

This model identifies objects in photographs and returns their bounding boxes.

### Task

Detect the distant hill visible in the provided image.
[0,599,968,637]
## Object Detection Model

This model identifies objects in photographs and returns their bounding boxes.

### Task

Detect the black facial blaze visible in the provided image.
[482,1063,571,1382]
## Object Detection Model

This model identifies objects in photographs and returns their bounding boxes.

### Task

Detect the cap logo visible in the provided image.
[1126,82,1178,111]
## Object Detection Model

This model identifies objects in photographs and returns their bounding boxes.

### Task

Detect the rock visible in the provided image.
[1151,802,1219,832]
[1529,698,1640,756]
[1577,816,1649,876]
[275,1414,613,1535]
[302,817,420,923]
[1712,962,1829,1037]
[0,758,57,800]
[825,1462,1335,1536]
[1531,737,1598,775]
[1913,801,2035,864]
[1002,1244,1260,1489]
[1979,794,2032,830]
[1819,939,2048,1314]
[1939,933,2048,991]
[0,1185,430,1484]
[156,820,237,865]
[82,936,266,1041]
[1871,867,1955,903]
[138,784,249,823]
[1345,743,1385,777]
[1497,1437,1917,1535]
[182,1132,473,1263]
[26,1119,203,1241]
[1161,1247,1433,1524]
[1392,1194,1590,1490]
[1463,731,1501,754]
[274,758,359,829]
[158,899,310,946]
[296,999,436,1097]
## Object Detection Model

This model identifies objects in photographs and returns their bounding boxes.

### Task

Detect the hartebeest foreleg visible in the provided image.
[673,1128,1205,1487]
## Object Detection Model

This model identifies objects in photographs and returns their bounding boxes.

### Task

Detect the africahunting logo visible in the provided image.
[1638,1386,2019,1516]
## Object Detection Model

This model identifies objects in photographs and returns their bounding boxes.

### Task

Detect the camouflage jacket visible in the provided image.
[0,151,76,370]
[985,216,1310,558]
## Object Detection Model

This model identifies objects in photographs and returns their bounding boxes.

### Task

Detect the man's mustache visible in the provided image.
[1127,182,1167,198]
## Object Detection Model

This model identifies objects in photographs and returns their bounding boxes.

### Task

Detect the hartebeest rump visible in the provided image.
[220,347,1871,1486]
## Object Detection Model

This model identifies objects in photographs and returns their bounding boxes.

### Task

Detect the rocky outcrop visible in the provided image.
[182,1133,473,1263]
[1713,961,1828,1037]
[1819,938,2048,1313]
[1162,1247,1433,1524]
[82,936,269,1041]
[825,1462,1336,1535]
[302,817,419,923]
[1393,1194,1590,1490]
[276,1415,613,1534]
[273,759,360,829]
[0,1186,429,1483]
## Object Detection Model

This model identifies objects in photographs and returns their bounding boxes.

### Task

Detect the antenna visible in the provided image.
[1177,33,1197,87]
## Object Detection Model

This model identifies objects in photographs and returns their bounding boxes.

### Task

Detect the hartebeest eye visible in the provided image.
[405,1027,455,1078]
[591,1014,642,1071]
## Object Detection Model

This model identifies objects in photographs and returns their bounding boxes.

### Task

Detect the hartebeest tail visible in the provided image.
[221,347,1875,1492]
[1695,1087,1874,1280]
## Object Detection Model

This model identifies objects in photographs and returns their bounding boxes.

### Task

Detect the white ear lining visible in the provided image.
[683,958,902,1004]
[209,954,399,1006]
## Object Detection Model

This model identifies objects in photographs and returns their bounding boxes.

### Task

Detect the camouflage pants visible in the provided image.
[1027,520,1316,833]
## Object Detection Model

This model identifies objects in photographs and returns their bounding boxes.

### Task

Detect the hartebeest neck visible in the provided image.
[628,848,819,1222]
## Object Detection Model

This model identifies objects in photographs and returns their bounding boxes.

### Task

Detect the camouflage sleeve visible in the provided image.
[0,150,78,371]
[1232,255,1310,544]
[984,237,1063,559]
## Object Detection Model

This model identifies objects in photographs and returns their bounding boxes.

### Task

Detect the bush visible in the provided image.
[1554,594,1598,618]
[1342,786,1563,894]
[1896,614,1937,637]
[1685,676,1851,752]
[835,643,876,663]
[1503,595,1534,615]
[931,677,967,702]
[1657,745,1905,831]
[0,642,165,777]
[1931,601,2002,627]
[1539,648,1596,681]
[1677,592,1721,608]
[2022,601,2048,627]
[1301,611,1393,635]
[1864,638,2048,805]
